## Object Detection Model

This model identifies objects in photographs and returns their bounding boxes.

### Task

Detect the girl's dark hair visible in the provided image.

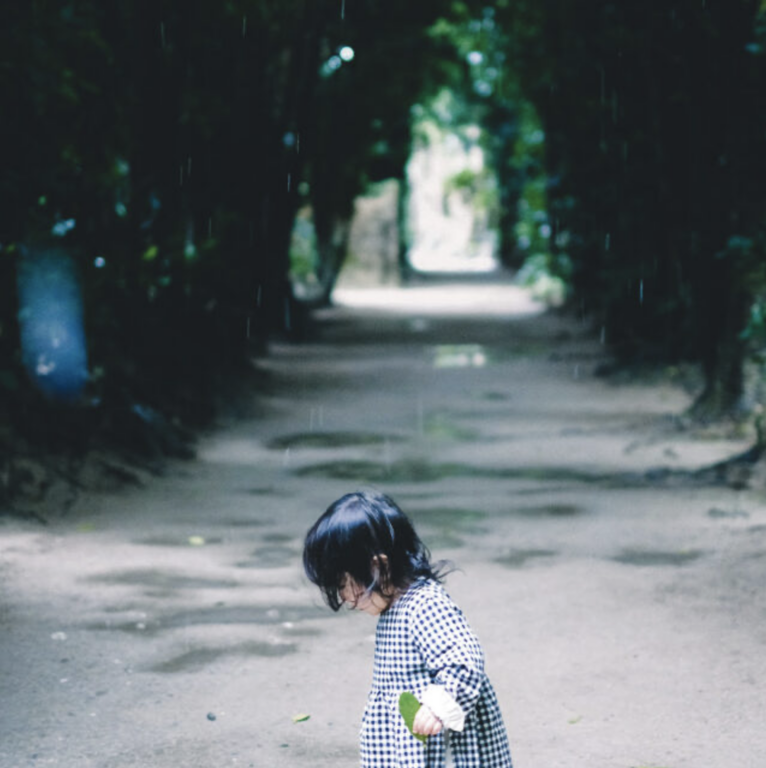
[303,491,447,611]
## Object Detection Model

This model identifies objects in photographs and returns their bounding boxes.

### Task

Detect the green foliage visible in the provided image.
[493,0,766,415]
[0,0,478,482]
[515,253,570,306]
[446,168,480,193]
[289,209,319,282]
[4,0,766,479]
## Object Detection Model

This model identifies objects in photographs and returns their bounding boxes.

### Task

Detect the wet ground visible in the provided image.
[1,281,766,768]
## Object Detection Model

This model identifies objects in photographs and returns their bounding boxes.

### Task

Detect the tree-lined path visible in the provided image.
[2,281,765,768]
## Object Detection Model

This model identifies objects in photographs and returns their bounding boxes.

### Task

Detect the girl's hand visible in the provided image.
[413,704,443,736]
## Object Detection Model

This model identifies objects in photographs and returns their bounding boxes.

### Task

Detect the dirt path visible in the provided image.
[2,281,765,768]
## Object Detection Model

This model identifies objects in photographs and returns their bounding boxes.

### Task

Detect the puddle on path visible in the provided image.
[296,459,444,483]
[89,604,326,635]
[707,507,749,520]
[269,432,403,450]
[237,545,298,569]
[407,507,488,549]
[432,345,488,369]
[218,517,270,527]
[280,623,324,637]
[611,548,705,566]
[424,414,479,442]
[238,486,279,496]
[296,460,618,485]
[495,549,558,568]
[86,569,239,590]
[159,604,326,629]
[423,532,466,549]
[509,503,584,518]
[261,532,295,544]
[482,391,511,402]
[410,507,486,530]
[149,640,298,673]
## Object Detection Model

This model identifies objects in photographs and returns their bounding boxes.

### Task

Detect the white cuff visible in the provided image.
[420,685,465,732]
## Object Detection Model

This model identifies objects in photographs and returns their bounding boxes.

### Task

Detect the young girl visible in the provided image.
[303,491,513,768]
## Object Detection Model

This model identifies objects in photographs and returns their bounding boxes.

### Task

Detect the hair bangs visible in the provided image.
[303,491,451,612]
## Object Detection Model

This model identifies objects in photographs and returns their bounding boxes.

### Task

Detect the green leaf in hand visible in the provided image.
[398,692,428,744]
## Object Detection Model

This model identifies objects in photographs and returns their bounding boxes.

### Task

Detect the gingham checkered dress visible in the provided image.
[360,579,513,767]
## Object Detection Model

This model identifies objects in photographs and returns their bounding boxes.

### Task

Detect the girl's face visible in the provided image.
[339,575,391,616]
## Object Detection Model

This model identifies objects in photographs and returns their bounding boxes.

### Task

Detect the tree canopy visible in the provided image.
[3,0,766,502]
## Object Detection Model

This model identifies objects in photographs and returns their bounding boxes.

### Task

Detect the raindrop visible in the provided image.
[573,365,580,379]
[600,67,606,103]
[256,285,262,307]
[115,202,127,217]
[94,257,106,269]
[283,448,291,467]
[160,21,166,48]
[605,233,611,251]
[52,219,76,237]
[242,16,247,37]
[283,132,296,148]
[474,80,492,97]
[339,46,355,62]
[287,173,291,192]
[600,326,606,345]
[467,51,484,66]
[327,55,342,71]
[639,279,644,305]
[341,0,345,19]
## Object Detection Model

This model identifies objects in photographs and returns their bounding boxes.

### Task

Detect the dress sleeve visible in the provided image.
[409,588,486,723]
